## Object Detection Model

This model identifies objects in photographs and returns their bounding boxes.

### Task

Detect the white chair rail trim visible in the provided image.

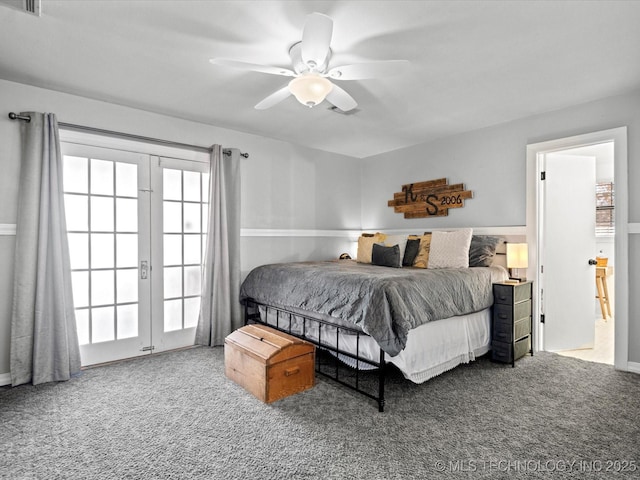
[0,224,17,235]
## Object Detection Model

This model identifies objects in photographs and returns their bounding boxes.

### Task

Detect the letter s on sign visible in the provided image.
[425,194,439,215]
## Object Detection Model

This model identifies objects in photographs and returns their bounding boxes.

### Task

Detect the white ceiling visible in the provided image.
[1,1,640,158]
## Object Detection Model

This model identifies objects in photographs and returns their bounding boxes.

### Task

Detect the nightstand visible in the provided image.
[492,281,533,367]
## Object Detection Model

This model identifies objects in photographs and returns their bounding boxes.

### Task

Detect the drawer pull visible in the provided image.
[284,366,300,377]
[498,313,508,319]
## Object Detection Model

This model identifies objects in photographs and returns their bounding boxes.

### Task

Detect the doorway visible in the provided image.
[525,127,628,371]
[61,141,209,366]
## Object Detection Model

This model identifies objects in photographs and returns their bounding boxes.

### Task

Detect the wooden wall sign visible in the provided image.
[387,178,473,218]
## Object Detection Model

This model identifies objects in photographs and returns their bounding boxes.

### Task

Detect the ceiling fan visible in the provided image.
[210,12,410,112]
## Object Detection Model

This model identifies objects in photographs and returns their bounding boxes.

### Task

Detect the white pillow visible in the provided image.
[382,234,408,267]
[428,228,473,269]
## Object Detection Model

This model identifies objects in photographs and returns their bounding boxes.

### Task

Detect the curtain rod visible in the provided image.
[8,112,249,158]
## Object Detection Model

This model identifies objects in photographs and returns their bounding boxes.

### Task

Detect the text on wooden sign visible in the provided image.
[387,178,473,218]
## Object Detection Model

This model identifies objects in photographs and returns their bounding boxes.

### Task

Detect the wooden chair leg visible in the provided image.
[602,275,612,318]
[596,275,607,320]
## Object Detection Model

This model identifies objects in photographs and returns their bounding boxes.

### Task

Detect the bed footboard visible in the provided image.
[242,298,386,412]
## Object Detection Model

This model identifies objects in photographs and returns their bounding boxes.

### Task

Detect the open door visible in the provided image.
[541,153,596,351]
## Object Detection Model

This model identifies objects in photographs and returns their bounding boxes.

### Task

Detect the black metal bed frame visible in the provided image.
[242,298,387,412]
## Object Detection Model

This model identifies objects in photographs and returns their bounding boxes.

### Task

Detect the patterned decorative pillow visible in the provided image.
[412,233,432,268]
[356,233,387,264]
[469,235,502,267]
[428,228,473,269]
[371,243,401,268]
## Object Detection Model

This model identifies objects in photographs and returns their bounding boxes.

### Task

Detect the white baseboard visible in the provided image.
[627,361,640,374]
[0,372,11,386]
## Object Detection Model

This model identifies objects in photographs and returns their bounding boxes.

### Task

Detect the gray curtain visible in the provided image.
[10,112,81,386]
[196,145,242,346]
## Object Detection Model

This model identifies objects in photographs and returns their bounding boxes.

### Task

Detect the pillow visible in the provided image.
[382,234,408,267]
[371,243,401,268]
[412,233,432,268]
[356,233,387,264]
[469,235,502,267]
[403,238,421,266]
[428,228,473,269]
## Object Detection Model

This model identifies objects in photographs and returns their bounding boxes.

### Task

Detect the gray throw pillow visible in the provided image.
[372,243,401,268]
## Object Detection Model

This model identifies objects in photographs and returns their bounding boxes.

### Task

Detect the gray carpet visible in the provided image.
[1,347,639,480]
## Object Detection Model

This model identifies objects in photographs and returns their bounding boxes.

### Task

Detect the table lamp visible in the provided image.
[506,243,528,282]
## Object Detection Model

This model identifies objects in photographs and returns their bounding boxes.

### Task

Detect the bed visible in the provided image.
[239,231,508,411]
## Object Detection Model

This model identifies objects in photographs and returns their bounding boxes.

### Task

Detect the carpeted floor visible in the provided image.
[1,347,639,479]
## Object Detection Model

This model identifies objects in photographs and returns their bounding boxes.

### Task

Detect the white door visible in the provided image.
[62,144,152,365]
[150,156,209,352]
[542,153,596,351]
[62,144,209,365]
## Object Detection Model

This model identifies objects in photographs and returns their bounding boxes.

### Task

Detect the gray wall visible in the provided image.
[361,88,640,363]
[2,77,639,378]
[0,79,362,378]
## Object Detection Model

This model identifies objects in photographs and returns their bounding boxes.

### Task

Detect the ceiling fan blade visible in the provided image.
[301,13,333,68]
[327,60,411,80]
[210,58,296,77]
[254,86,292,110]
[325,84,357,112]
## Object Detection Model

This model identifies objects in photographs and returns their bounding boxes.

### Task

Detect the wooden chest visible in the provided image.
[224,324,315,403]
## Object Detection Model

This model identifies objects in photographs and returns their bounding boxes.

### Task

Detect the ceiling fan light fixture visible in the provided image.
[288,74,333,107]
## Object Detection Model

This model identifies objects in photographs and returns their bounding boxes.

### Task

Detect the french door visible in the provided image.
[61,143,209,366]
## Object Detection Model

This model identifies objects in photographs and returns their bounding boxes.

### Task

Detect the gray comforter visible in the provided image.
[239,260,507,356]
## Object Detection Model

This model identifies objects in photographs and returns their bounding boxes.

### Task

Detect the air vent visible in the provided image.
[0,0,41,16]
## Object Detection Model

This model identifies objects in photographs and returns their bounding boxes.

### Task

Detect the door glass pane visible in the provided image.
[115,162,138,197]
[92,306,115,343]
[183,203,201,233]
[116,234,138,268]
[67,233,89,270]
[92,270,114,306]
[90,159,114,195]
[184,266,201,296]
[163,202,182,233]
[91,234,114,269]
[164,234,182,265]
[64,195,88,231]
[183,171,201,202]
[63,156,88,194]
[184,297,200,329]
[164,267,182,298]
[75,309,90,345]
[71,271,89,308]
[116,198,137,232]
[183,235,201,265]
[164,299,182,332]
[117,304,138,339]
[116,269,138,304]
[163,168,182,201]
[91,197,114,231]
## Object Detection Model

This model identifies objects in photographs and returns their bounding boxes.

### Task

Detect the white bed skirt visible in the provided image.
[259,307,491,385]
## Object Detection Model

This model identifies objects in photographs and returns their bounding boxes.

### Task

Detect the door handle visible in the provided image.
[588,259,597,266]
[140,260,149,279]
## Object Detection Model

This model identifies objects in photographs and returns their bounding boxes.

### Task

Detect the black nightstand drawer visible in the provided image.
[492,336,531,363]
[494,282,532,305]
[493,316,531,343]
[493,300,531,323]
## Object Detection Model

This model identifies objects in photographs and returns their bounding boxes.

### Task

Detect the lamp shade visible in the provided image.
[506,243,528,269]
[288,74,333,107]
